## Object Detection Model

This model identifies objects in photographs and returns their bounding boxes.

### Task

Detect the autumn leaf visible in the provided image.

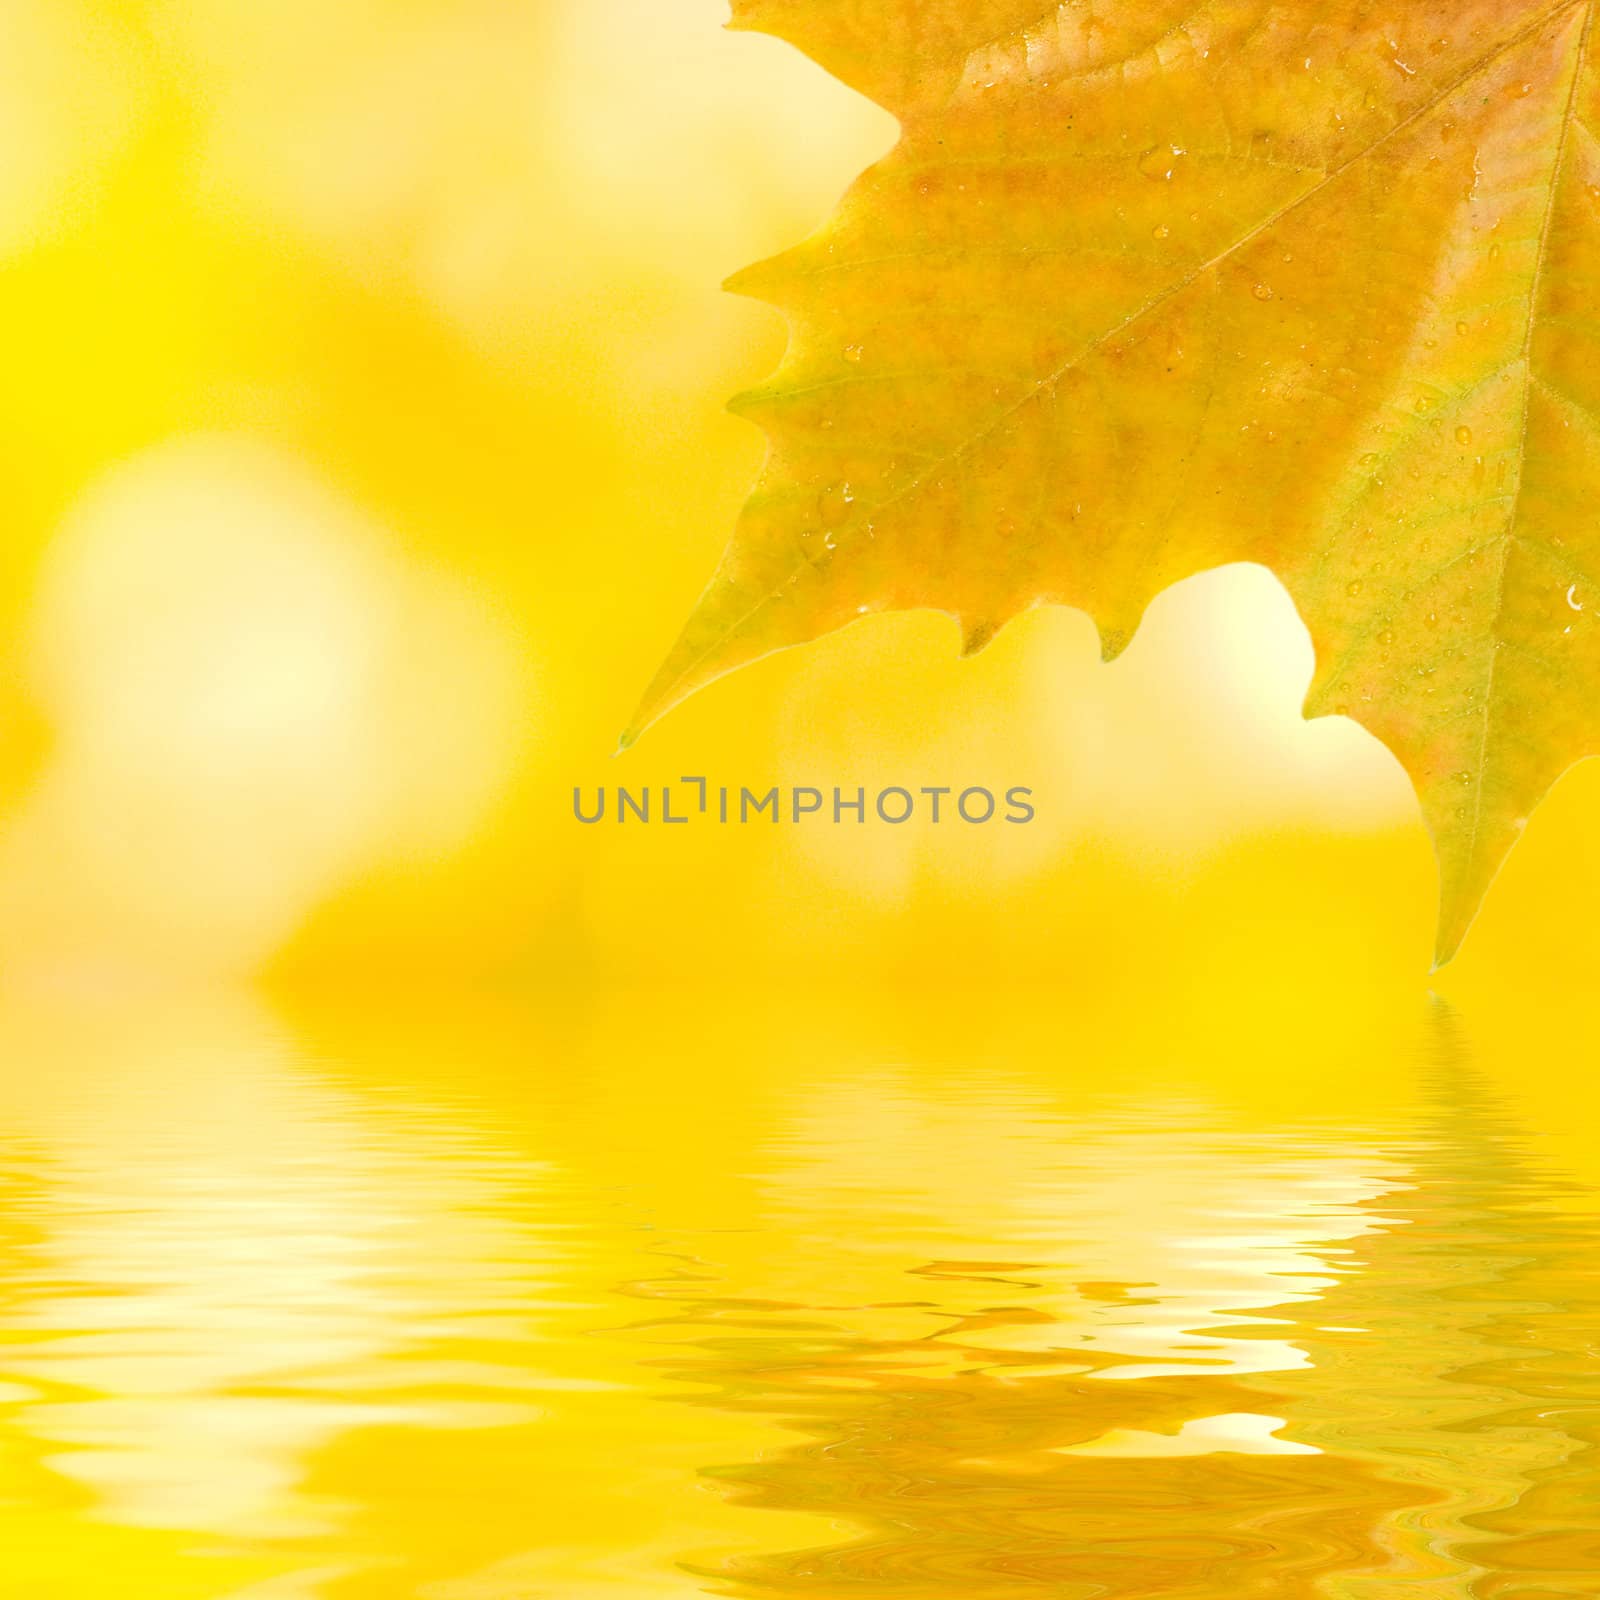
[628,0,1600,966]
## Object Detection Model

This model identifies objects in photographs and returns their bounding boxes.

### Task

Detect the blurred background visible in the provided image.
[7,13,1600,1593]
[2,0,1599,996]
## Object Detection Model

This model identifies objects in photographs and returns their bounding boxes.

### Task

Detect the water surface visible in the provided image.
[0,988,1595,1596]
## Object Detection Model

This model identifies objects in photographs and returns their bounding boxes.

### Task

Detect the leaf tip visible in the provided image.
[723,257,785,301]
[614,727,640,757]
[725,384,767,420]
[1098,624,1132,665]
[1431,856,1497,971]
[1430,913,1470,974]
[960,617,1000,658]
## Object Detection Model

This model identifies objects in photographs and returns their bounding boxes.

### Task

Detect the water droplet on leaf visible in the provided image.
[1138,143,1186,181]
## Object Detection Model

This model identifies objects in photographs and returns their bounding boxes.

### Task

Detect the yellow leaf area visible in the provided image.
[630,0,1600,966]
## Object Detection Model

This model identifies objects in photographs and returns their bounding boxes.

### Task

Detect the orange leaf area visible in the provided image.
[632,1,1600,964]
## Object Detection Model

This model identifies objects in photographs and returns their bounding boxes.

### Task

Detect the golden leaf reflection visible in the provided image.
[0,987,1595,1597]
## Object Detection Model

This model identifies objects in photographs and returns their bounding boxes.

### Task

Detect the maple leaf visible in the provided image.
[627,0,1600,966]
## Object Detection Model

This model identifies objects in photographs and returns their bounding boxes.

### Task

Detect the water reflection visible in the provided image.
[0,989,1594,1597]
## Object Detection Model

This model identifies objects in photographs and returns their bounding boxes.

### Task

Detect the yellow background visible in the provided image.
[4,10,1600,1592]
[1,0,1598,998]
